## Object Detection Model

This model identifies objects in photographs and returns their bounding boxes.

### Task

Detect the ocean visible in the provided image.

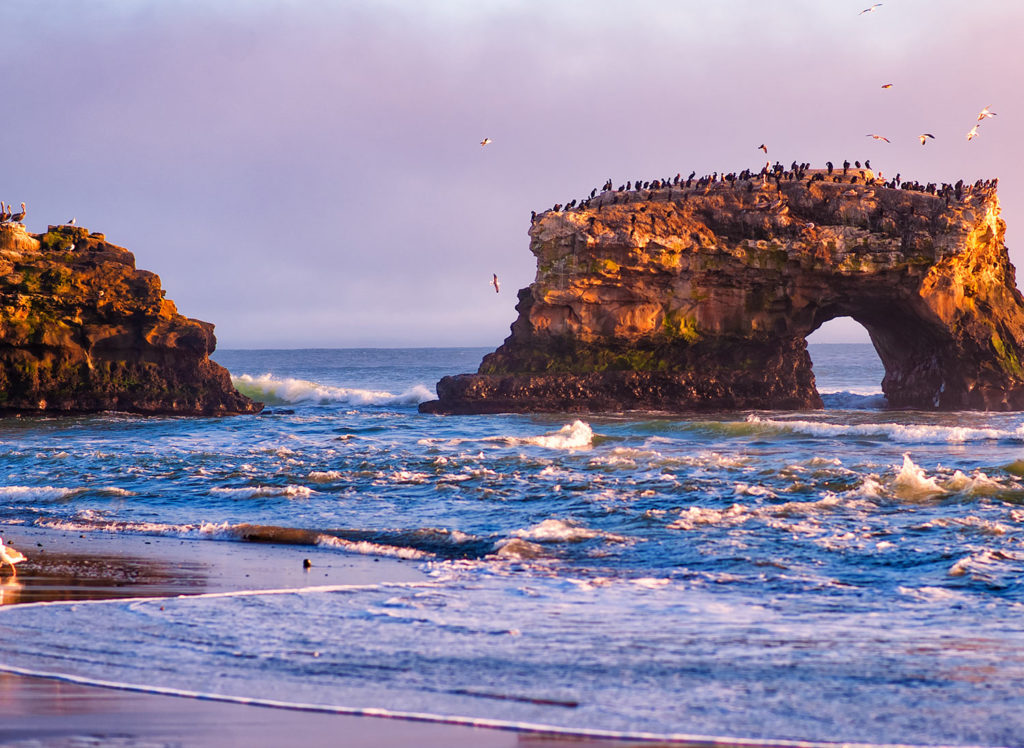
[1,344,1023,746]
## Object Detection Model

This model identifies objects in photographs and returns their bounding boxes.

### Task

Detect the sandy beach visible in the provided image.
[0,526,680,748]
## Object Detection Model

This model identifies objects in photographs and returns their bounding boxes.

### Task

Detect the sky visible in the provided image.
[2,0,1022,348]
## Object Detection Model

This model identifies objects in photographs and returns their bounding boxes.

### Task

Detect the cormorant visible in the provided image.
[826,161,834,175]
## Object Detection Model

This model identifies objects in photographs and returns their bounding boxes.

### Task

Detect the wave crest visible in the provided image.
[231,373,433,406]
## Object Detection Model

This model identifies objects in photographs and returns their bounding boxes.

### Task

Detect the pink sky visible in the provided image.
[3,0,1021,347]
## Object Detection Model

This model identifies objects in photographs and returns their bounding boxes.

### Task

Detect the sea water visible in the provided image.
[1,344,1023,745]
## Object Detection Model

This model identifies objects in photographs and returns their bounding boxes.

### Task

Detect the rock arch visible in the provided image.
[422,175,1024,413]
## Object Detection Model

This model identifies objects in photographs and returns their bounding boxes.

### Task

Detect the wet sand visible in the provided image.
[0,526,682,748]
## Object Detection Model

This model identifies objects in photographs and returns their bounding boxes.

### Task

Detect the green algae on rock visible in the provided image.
[0,223,261,415]
[422,172,1024,414]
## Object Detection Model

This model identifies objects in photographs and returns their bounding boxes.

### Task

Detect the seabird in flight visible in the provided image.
[859,3,882,14]
[919,133,935,145]
[757,144,768,154]
[881,83,894,89]
[480,137,492,146]
[866,134,891,143]
[967,125,980,141]
[977,106,997,122]
[491,274,500,293]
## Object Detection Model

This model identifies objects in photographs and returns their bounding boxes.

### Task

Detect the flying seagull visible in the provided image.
[866,134,891,143]
[881,83,894,89]
[480,137,493,146]
[967,125,980,141]
[919,133,935,145]
[757,144,768,154]
[859,3,882,14]
[977,106,997,122]
[491,274,500,293]
[0,538,26,574]
[66,217,76,226]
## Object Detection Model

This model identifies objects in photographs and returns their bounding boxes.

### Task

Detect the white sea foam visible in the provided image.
[232,373,433,406]
[210,485,314,499]
[523,421,594,450]
[0,485,80,501]
[746,414,1024,444]
[307,470,344,483]
[513,518,628,543]
[893,454,944,499]
[316,535,431,560]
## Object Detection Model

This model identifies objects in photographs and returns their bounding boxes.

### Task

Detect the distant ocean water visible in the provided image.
[2,344,1024,745]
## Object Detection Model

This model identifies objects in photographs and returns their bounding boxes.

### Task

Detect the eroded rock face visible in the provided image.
[423,173,1024,413]
[0,223,261,415]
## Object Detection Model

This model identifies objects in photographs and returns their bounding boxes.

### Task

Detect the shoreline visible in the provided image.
[0,526,681,748]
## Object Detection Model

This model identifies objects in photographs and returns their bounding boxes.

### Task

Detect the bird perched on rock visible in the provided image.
[480,137,492,146]
[9,202,26,224]
[919,133,935,145]
[977,106,997,122]
[0,538,26,574]
[491,274,500,293]
[0,202,8,223]
[866,134,891,143]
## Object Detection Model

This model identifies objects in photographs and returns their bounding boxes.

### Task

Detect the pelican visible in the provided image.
[0,202,8,222]
[967,125,980,141]
[480,137,492,146]
[881,83,894,89]
[866,134,891,143]
[0,538,26,574]
[491,273,500,294]
[9,202,25,224]
[919,133,935,145]
[859,3,882,14]
[977,106,997,122]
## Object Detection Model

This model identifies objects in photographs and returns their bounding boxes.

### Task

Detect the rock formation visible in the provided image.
[422,171,1024,414]
[0,223,260,415]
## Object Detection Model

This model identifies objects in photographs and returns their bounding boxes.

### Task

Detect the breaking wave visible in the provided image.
[745,414,1024,444]
[231,373,433,406]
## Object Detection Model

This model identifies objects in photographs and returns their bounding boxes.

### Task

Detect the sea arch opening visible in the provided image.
[805,317,886,409]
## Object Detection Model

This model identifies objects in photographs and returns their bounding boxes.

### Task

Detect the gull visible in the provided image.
[66,217,76,226]
[919,133,935,145]
[977,106,997,122]
[881,83,894,89]
[860,3,882,14]
[0,538,26,574]
[967,124,980,141]
[757,144,767,154]
[480,137,492,146]
[866,134,891,143]
[491,273,500,293]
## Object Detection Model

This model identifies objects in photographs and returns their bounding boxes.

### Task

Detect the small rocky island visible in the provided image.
[422,168,1024,414]
[0,222,260,415]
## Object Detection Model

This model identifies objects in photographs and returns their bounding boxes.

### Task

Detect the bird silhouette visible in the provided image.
[919,133,935,145]
[480,137,493,146]
[491,274,500,294]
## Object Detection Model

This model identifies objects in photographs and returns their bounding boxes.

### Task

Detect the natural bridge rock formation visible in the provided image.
[422,172,1024,414]
[0,223,261,415]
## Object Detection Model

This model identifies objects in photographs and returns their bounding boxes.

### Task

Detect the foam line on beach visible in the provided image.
[0,662,959,748]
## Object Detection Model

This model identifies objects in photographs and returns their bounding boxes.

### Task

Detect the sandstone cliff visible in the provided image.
[423,172,1024,413]
[0,223,260,415]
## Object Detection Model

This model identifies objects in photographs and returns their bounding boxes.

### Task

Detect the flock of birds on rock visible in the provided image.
[532,159,997,220]
[0,201,27,224]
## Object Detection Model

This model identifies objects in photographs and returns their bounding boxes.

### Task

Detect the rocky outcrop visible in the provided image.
[0,223,260,415]
[422,171,1024,413]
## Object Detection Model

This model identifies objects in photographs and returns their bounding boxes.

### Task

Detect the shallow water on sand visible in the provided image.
[2,345,1024,745]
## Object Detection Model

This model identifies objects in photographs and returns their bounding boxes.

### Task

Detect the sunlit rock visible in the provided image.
[423,172,1024,413]
[0,223,261,415]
